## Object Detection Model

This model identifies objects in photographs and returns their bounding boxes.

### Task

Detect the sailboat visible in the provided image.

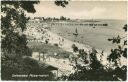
[73,28,78,36]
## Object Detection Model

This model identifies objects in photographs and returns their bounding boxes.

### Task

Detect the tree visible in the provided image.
[1,1,39,60]
[60,24,127,81]
[107,24,127,65]
[106,24,127,80]
[1,1,40,80]
[1,1,69,80]
[55,0,69,8]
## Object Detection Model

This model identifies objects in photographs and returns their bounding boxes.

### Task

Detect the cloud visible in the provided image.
[26,1,126,20]
[26,3,106,19]
[64,7,106,19]
[26,3,61,18]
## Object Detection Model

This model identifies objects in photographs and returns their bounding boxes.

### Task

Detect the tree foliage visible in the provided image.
[1,1,39,80]
[1,1,69,80]
[55,0,68,7]
[72,44,79,52]
[1,1,39,59]
[107,24,127,65]
[60,25,127,81]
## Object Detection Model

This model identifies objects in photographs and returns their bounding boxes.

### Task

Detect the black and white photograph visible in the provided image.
[1,0,127,81]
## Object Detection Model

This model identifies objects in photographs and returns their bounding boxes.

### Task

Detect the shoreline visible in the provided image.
[26,26,126,67]
[43,29,126,66]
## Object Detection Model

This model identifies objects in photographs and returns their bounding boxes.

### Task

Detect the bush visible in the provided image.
[72,44,78,52]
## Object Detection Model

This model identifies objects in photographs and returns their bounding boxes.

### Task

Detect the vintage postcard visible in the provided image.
[1,0,127,81]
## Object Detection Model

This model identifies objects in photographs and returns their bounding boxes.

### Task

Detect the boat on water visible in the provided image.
[73,28,78,36]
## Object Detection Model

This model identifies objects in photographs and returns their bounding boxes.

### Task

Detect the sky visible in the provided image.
[26,1,127,20]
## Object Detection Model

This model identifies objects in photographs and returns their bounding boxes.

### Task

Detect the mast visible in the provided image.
[75,28,78,34]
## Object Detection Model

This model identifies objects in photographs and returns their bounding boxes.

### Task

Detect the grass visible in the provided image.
[27,41,73,59]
